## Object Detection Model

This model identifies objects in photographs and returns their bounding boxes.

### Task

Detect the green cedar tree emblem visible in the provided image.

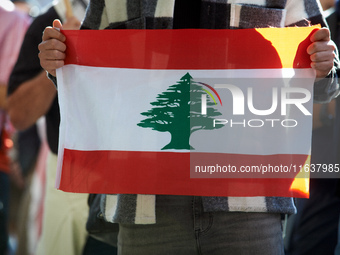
[137,73,223,150]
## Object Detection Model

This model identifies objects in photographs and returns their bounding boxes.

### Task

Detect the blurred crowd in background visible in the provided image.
[1,1,93,255]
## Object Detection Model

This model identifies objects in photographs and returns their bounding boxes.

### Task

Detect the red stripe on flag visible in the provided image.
[62,28,314,70]
[59,149,309,198]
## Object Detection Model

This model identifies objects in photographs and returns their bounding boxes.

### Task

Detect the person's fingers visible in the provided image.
[310,27,330,42]
[307,40,335,56]
[311,59,334,77]
[38,39,66,77]
[307,29,335,78]
[38,37,67,53]
[53,19,63,30]
[38,47,66,65]
[40,59,65,77]
[37,57,65,77]
[38,20,68,77]
[42,27,66,42]
[42,20,65,42]
[309,47,335,62]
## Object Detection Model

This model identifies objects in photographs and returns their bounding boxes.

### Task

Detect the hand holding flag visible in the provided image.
[307,28,336,79]
[38,20,66,77]
[38,17,80,77]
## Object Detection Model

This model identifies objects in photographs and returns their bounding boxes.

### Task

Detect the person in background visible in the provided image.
[7,1,90,255]
[320,1,340,254]
[284,1,340,254]
[10,0,31,14]
[0,1,31,254]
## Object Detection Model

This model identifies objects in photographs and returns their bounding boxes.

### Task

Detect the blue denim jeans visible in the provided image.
[118,195,284,255]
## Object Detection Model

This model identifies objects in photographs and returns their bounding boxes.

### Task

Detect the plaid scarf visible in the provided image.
[79,0,330,224]
[82,0,326,30]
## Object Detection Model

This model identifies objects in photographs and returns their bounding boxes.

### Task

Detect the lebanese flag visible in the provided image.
[56,26,318,198]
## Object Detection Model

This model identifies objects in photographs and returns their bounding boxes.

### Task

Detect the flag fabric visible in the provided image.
[56,26,318,198]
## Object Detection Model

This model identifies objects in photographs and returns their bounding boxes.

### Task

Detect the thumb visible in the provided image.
[53,19,63,31]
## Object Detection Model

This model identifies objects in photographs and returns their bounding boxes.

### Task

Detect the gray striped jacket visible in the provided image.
[78,0,339,224]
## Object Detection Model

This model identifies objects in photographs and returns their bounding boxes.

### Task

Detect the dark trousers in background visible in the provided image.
[284,125,340,255]
[82,236,117,255]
